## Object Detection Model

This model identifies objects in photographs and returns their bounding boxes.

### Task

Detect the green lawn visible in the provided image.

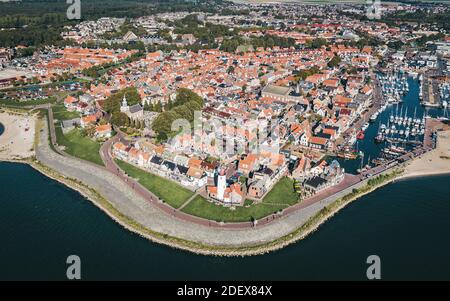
[181,177,300,223]
[52,103,80,121]
[115,159,194,209]
[55,126,104,166]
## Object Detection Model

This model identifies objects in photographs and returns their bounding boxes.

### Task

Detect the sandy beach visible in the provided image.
[0,110,36,160]
[403,129,450,179]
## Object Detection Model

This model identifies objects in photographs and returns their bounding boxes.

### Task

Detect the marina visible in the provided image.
[332,75,448,174]
[378,70,410,104]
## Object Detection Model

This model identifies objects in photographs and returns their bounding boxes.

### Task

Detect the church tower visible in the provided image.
[120,94,129,113]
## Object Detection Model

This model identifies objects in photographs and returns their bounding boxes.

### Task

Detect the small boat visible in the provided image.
[405,129,410,138]
[369,114,378,122]
[357,131,365,140]
[374,133,385,143]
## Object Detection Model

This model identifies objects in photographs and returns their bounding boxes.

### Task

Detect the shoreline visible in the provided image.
[1,110,449,256]
[0,109,36,161]
[0,156,406,256]
[399,170,450,180]
[401,129,450,180]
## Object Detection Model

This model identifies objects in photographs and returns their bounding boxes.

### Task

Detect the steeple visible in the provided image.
[120,94,129,113]
[122,94,128,107]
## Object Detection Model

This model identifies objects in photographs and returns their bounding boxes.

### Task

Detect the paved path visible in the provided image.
[37,118,397,247]
[33,107,430,249]
[178,191,201,211]
[46,105,64,155]
[99,133,255,229]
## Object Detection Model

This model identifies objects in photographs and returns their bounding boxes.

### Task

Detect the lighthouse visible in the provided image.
[217,169,226,201]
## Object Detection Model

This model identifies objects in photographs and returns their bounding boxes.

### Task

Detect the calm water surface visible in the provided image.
[0,162,449,280]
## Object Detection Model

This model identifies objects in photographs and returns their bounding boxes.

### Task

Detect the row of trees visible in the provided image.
[110,112,146,130]
[0,0,224,47]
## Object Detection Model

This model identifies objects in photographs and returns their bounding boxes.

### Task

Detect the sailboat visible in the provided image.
[405,127,410,138]
[402,107,408,126]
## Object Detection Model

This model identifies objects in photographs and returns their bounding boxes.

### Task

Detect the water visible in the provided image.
[1,161,450,280]
[334,77,446,174]
[0,123,4,136]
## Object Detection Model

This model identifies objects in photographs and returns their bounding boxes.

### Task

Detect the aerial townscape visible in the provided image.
[1,0,450,257]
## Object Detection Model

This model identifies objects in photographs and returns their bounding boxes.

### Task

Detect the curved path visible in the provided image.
[36,118,377,249]
[100,133,370,229]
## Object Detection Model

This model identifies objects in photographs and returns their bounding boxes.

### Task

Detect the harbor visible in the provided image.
[332,74,449,174]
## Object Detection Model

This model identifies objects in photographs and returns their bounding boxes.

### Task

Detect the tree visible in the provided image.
[152,111,181,137]
[173,105,194,121]
[294,66,320,82]
[151,88,204,139]
[154,101,162,112]
[157,131,168,142]
[85,125,96,138]
[306,38,328,49]
[103,87,141,115]
[173,88,204,107]
[111,112,129,127]
[327,56,341,68]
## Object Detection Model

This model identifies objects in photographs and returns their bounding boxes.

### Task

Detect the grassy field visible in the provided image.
[115,159,194,209]
[55,126,104,166]
[181,177,300,223]
[52,103,80,121]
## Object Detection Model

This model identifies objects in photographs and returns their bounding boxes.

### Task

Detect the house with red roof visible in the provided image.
[80,114,97,127]
[64,95,79,111]
[95,124,112,139]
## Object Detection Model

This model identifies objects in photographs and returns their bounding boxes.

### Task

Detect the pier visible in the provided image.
[385,137,422,145]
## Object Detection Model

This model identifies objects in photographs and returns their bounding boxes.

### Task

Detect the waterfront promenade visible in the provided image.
[1,100,441,251]
[33,116,406,253]
[45,106,431,233]
[0,99,439,255]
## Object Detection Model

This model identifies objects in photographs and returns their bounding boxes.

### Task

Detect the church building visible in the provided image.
[120,94,144,120]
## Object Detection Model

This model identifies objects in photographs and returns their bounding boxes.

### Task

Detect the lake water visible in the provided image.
[0,161,449,280]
